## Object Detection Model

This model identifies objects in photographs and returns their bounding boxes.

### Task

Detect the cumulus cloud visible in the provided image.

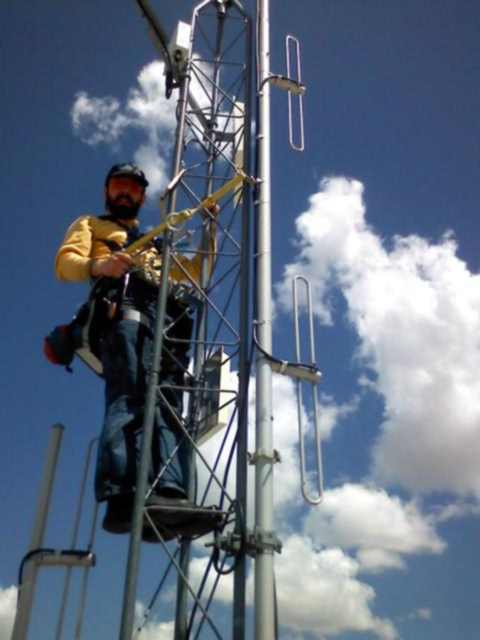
[274,535,398,639]
[71,61,176,195]
[0,585,16,640]
[356,548,406,574]
[187,536,399,640]
[276,176,480,496]
[71,93,129,145]
[304,484,445,574]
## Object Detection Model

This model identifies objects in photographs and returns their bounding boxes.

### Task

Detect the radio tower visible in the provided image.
[12,1,323,639]
[122,1,255,636]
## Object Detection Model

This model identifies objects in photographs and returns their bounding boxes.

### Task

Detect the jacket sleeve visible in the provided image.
[55,216,93,282]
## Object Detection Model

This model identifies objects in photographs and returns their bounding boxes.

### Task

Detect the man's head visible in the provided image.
[105,163,149,220]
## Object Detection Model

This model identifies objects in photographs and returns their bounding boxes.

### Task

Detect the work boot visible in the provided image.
[144,499,225,541]
[174,506,225,539]
[102,494,134,534]
[144,493,194,528]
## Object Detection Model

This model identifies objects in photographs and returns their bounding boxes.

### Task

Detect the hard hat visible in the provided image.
[105,163,149,188]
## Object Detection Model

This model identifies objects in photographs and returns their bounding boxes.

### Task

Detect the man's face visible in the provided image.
[105,176,146,219]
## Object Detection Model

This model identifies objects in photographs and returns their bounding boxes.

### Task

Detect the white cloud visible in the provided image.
[276,176,480,496]
[188,536,399,640]
[188,555,234,605]
[71,92,129,145]
[0,585,16,640]
[317,393,359,440]
[304,484,445,574]
[397,606,433,624]
[70,56,240,199]
[410,607,432,621]
[134,601,174,640]
[355,548,406,574]
[430,500,480,524]
[126,62,176,141]
[71,61,176,196]
[275,535,398,639]
[133,144,170,197]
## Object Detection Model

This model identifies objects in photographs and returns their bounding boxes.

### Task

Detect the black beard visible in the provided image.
[106,197,141,220]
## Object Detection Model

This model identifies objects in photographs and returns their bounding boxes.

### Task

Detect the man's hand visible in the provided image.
[90,252,134,278]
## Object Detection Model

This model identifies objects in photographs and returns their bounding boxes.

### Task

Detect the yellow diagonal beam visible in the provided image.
[126,172,247,256]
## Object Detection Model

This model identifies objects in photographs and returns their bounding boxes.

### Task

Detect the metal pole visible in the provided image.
[254,0,276,638]
[118,29,192,640]
[173,6,210,634]
[119,219,174,640]
[233,9,253,639]
[12,424,64,640]
[55,437,97,640]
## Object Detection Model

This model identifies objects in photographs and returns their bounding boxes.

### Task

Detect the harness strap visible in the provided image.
[118,309,151,328]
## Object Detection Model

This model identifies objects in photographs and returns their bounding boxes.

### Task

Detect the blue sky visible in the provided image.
[2,1,480,639]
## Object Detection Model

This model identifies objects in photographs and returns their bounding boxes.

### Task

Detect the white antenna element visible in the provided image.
[286,34,305,152]
[259,33,306,153]
[293,276,324,505]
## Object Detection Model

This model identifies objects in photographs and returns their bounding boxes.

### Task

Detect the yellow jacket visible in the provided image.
[55,215,215,285]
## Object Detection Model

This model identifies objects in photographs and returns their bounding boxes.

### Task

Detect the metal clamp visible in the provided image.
[210,531,243,555]
[247,448,281,465]
[246,528,282,557]
[211,527,282,557]
[270,359,322,385]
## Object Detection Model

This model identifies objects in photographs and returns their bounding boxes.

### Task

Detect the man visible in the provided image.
[55,163,218,539]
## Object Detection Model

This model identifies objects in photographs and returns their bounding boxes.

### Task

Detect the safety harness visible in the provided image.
[44,172,248,376]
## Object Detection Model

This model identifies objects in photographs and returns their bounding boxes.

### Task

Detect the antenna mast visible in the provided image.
[253,0,276,638]
[11,2,316,639]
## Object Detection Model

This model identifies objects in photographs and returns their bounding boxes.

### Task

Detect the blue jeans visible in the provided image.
[94,318,190,502]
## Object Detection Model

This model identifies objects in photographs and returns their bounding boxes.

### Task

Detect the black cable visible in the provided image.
[135,0,172,67]
[211,505,242,576]
[17,547,55,608]
[17,548,55,590]
[252,325,319,374]
[135,0,179,99]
